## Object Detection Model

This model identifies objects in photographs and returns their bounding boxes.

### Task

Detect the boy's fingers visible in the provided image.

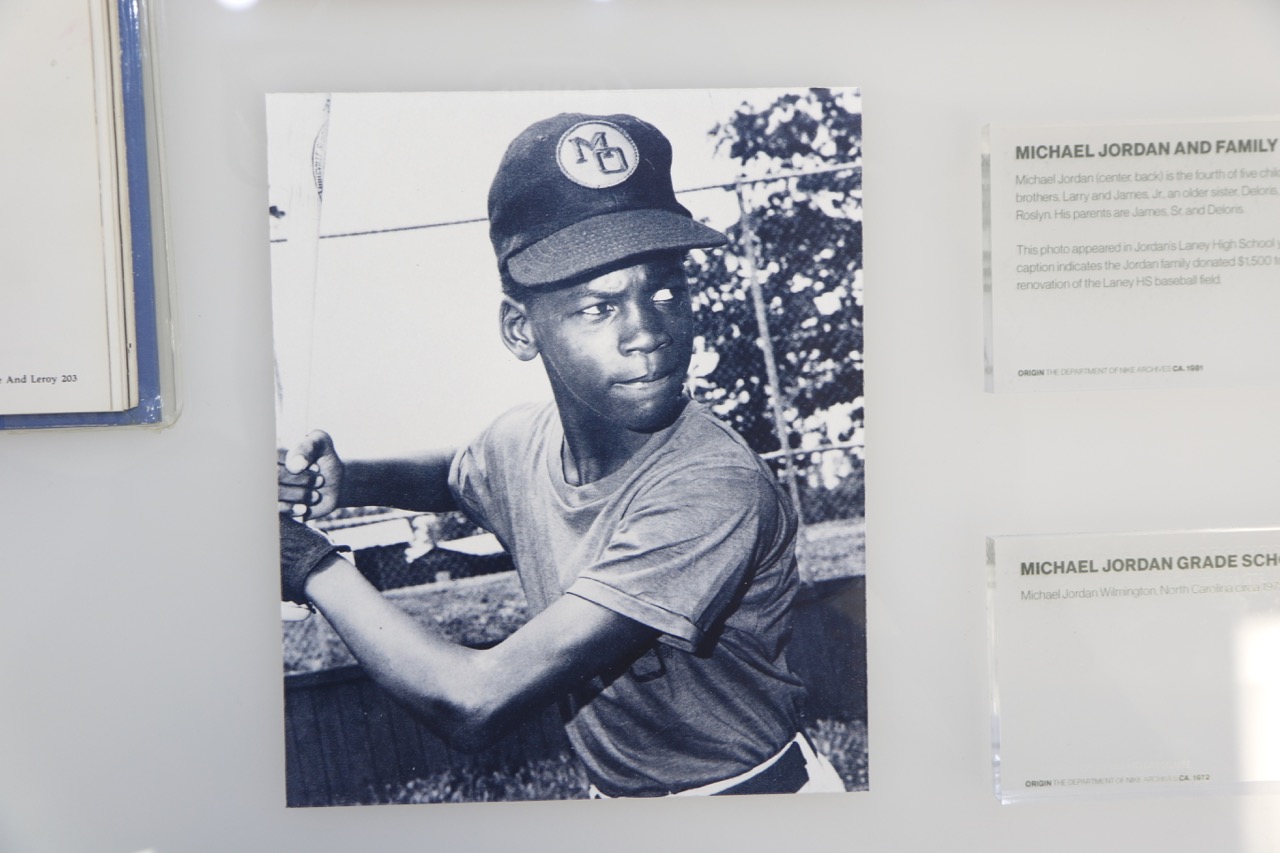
[278,501,310,519]
[284,430,336,474]
[278,466,323,489]
[278,483,317,505]
[277,432,338,522]
[277,466,313,486]
[284,451,312,475]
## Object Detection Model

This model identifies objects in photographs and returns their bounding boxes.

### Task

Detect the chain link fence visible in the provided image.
[680,164,863,531]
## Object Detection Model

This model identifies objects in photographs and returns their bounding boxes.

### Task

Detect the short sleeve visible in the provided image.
[447,404,546,546]
[566,464,777,652]
[448,439,498,535]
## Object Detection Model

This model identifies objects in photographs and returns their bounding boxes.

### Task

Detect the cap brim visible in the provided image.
[506,209,728,287]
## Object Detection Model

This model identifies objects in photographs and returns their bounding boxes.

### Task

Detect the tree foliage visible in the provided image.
[687,89,864,470]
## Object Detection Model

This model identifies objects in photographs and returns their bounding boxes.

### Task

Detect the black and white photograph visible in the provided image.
[267,87,865,806]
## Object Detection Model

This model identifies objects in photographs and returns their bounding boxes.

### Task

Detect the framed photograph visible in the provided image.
[267,87,865,805]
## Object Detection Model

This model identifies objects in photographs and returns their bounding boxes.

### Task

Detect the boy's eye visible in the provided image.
[652,287,679,304]
[579,303,611,317]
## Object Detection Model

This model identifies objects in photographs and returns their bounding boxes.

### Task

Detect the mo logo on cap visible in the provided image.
[556,121,639,189]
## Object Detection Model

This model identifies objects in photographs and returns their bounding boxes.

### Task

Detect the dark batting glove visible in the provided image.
[278,514,350,603]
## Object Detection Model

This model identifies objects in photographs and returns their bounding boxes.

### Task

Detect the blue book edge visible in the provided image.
[0,0,166,430]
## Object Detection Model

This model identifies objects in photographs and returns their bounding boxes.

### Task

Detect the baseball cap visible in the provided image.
[488,112,728,287]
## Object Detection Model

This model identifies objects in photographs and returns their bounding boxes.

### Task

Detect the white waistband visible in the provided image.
[589,732,813,799]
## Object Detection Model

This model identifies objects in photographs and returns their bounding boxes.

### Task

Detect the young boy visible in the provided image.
[277,112,845,798]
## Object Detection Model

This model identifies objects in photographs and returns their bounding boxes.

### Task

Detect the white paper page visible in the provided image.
[984,118,1280,392]
[0,0,135,415]
[989,528,1280,801]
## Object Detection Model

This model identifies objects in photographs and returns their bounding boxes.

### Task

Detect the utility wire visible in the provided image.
[268,163,861,244]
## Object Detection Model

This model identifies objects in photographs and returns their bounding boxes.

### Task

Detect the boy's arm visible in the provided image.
[341,453,457,513]
[279,430,457,517]
[299,544,658,753]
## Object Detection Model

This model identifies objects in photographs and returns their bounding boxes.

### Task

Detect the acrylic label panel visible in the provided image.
[984,118,1280,392]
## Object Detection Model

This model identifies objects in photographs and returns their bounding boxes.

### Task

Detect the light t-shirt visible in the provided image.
[449,400,805,796]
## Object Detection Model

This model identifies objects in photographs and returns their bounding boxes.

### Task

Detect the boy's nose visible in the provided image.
[620,306,672,354]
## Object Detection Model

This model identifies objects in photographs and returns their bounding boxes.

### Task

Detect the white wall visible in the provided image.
[2,1,1279,851]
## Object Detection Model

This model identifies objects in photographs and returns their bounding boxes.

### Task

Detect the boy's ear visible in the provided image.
[499,297,539,361]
